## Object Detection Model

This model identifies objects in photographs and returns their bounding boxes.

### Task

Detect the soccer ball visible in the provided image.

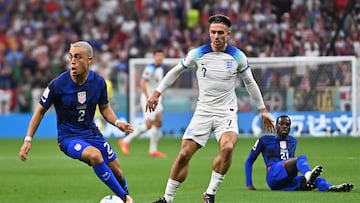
[99,195,124,203]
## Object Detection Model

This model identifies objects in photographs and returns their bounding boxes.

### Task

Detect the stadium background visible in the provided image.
[0,0,359,138]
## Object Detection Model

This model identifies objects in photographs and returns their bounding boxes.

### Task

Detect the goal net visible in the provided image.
[128,56,359,137]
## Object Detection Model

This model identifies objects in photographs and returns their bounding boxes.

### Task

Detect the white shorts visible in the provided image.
[183,111,238,147]
[140,94,163,121]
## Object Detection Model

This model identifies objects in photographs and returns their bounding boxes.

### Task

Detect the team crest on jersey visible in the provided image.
[77,91,86,104]
[280,141,287,149]
[225,60,233,72]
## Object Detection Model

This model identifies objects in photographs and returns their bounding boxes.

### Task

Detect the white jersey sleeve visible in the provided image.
[240,68,266,110]
[155,54,194,93]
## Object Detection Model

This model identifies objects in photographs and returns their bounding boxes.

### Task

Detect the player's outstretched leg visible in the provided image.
[202,192,215,203]
[305,165,323,187]
[152,197,167,203]
[118,139,129,156]
[148,126,167,158]
[329,183,354,192]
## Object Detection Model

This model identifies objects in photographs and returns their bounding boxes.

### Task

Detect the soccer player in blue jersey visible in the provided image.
[148,15,274,203]
[18,41,135,203]
[245,115,353,192]
[119,49,167,157]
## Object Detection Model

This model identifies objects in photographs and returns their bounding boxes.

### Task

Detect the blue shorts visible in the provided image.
[58,136,118,164]
[266,160,302,191]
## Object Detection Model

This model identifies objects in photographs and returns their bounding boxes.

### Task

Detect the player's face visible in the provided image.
[276,117,291,138]
[68,47,92,77]
[153,51,164,66]
[209,23,230,51]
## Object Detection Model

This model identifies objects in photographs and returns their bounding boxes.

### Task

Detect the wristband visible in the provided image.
[24,136,33,142]
[114,119,121,126]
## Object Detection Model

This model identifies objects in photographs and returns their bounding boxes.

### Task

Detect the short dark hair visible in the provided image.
[208,14,232,28]
[153,48,164,54]
[276,115,291,125]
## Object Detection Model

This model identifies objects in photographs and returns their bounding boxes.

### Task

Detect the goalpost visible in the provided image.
[128,58,185,129]
[128,56,359,136]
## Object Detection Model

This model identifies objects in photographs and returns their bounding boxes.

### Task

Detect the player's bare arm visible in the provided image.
[116,122,134,134]
[99,103,134,133]
[19,105,47,162]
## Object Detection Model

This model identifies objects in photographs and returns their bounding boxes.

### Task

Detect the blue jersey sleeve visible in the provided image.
[98,77,108,106]
[39,80,55,108]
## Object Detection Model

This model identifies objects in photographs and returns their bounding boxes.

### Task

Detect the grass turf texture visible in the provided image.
[1,136,359,203]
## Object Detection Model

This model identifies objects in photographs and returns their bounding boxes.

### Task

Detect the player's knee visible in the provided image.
[83,149,103,165]
[144,122,152,129]
[220,144,234,157]
[297,154,308,161]
[177,151,192,164]
[90,154,103,165]
[154,121,162,127]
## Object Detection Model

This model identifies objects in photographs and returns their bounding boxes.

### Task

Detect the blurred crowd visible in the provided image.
[0,0,359,114]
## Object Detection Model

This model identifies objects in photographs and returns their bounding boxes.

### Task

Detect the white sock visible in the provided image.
[304,171,311,182]
[164,179,180,203]
[123,123,148,143]
[149,126,161,153]
[205,171,225,195]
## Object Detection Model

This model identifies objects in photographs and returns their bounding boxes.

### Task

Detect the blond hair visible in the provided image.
[70,41,94,57]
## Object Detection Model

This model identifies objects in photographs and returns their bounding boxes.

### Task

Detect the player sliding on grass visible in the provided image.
[18,41,135,203]
[245,115,354,192]
[148,14,274,203]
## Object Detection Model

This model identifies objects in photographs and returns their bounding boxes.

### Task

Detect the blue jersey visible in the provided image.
[245,135,297,187]
[40,70,108,142]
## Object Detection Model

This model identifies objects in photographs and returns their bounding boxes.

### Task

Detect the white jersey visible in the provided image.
[156,44,265,115]
[183,44,248,114]
[140,63,164,118]
[142,63,164,96]
[155,44,265,144]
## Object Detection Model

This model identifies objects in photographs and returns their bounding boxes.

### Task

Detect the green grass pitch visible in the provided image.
[1,136,359,203]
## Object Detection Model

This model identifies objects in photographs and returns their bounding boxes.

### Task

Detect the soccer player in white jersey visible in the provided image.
[149,15,275,203]
[118,49,167,157]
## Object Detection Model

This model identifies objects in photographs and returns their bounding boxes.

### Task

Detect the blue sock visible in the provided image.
[120,177,129,194]
[296,155,311,175]
[315,177,331,191]
[93,162,128,198]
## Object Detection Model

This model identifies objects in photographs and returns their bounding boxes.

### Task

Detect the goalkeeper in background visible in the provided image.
[245,115,354,192]
[118,49,167,157]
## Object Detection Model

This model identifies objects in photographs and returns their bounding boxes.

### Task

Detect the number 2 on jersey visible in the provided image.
[78,109,85,122]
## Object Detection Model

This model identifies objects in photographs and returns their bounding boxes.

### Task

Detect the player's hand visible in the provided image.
[19,141,32,162]
[125,195,135,203]
[247,185,256,190]
[146,91,161,112]
[116,122,134,133]
[260,109,275,132]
